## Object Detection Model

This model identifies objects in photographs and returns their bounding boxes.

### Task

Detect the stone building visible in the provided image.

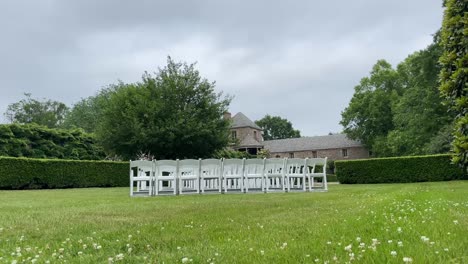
[226,112,369,160]
[228,112,264,155]
[262,134,370,160]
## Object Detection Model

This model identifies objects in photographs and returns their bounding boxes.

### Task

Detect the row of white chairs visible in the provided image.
[129,158,328,196]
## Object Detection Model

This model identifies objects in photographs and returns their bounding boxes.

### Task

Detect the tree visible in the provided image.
[341,36,456,157]
[439,0,468,169]
[4,93,69,128]
[255,115,301,140]
[62,86,117,133]
[95,57,232,160]
[390,40,453,156]
[340,60,401,154]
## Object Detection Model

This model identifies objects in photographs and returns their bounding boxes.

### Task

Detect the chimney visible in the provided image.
[223,111,232,120]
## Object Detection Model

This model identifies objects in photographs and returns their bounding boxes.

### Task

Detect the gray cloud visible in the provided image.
[0,0,443,135]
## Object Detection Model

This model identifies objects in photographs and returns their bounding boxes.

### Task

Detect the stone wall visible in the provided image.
[269,146,369,160]
[231,127,263,144]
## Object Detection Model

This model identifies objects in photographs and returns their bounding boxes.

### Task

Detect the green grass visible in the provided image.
[0,182,467,263]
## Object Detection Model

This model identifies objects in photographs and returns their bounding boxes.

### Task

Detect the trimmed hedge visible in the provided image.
[335,154,466,184]
[0,156,128,190]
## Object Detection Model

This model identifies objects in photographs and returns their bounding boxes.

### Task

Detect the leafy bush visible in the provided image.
[213,149,254,159]
[335,154,466,184]
[0,124,105,160]
[0,156,128,190]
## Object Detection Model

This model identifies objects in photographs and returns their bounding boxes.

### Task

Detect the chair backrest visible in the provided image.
[130,160,153,177]
[305,158,327,173]
[155,160,178,176]
[244,159,265,175]
[200,159,222,177]
[222,158,244,176]
[264,158,285,175]
[178,159,200,177]
[285,158,306,175]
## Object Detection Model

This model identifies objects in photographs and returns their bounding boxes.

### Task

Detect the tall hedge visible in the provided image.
[439,0,468,170]
[0,156,128,189]
[0,124,106,160]
[335,154,466,184]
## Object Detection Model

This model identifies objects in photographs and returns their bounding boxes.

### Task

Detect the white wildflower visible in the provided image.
[391,251,397,257]
[403,257,413,263]
[115,253,124,261]
[182,257,189,263]
[344,244,352,252]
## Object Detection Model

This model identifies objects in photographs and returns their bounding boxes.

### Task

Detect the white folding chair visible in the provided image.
[129,160,154,197]
[305,157,328,192]
[244,159,265,193]
[285,158,307,192]
[200,159,222,193]
[178,159,200,195]
[264,158,286,192]
[222,158,245,193]
[155,160,178,195]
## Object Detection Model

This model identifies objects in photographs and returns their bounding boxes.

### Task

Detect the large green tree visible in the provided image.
[96,57,231,160]
[340,60,401,155]
[341,38,454,157]
[255,115,301,140]
[439,0,468,168]
[4,93,69,128]
[390,40,453,156]
[62,86,117,133]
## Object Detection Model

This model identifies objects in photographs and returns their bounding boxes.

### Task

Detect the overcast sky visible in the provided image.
[0,1,443,136]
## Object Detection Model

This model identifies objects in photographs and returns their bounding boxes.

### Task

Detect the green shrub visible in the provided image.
[335,154,466,184]
[213,149,254,159]
[326,174,338,182]
[0,124,106,160]
[0,156,128,190]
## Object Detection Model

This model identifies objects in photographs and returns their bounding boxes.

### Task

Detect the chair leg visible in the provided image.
[179,179,183,195]
[149,179,152,196]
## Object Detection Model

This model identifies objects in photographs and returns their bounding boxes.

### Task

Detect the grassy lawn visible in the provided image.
[0,182,467,263]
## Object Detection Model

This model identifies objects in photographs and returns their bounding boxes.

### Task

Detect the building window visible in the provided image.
[289,153,294,158]
[254,131,257,140]
[312,151,317,158]
[275,155,280,158]
[342,149,348,157]
[231,131,237,139]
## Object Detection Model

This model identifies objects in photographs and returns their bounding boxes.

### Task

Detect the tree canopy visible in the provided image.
[95,57,232,160]
[439,0,468,169]
[341,36,454,157]
[4,93,69,128]
[255,115,301,140]
[62,87,116,133]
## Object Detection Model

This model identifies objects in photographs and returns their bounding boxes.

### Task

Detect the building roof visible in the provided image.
[231,112,262,130]
[263,134,363,152]
[236,134,263,148]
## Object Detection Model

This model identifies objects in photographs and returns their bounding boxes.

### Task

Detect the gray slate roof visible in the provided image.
[237,135,263,148]
[231,112,262,130]
[263,134,363,152]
